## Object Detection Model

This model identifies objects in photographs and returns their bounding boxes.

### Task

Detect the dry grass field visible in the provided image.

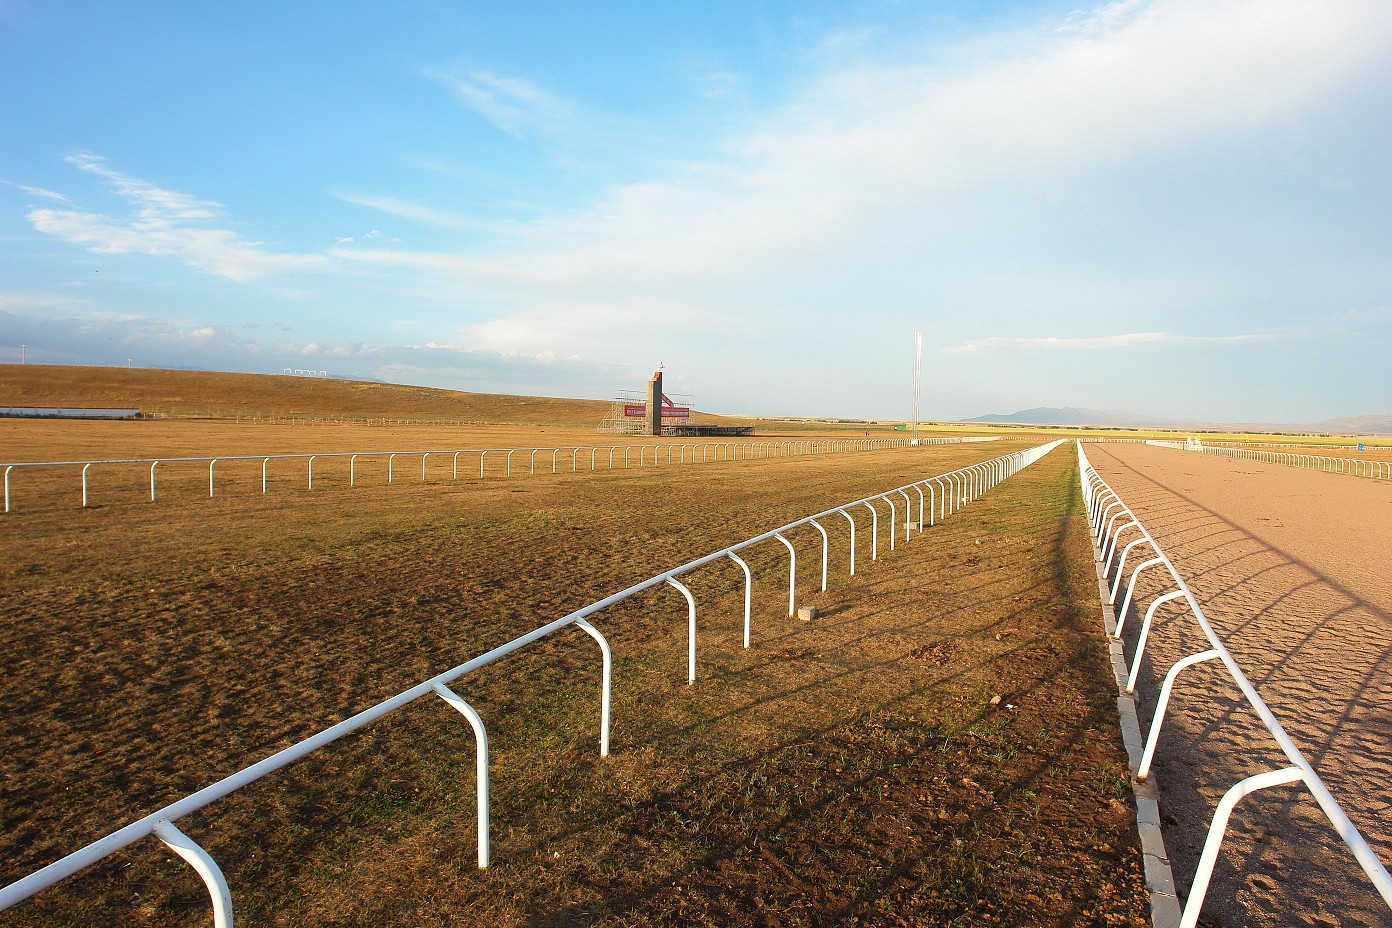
[0,367,1149,926]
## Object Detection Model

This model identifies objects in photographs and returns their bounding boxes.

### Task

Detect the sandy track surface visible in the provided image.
[1086,442,1392,928]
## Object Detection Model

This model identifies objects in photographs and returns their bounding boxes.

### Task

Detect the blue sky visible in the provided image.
[2,0,1389,422]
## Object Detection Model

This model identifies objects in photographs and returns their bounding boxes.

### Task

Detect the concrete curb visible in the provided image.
[1092,554,1182,928]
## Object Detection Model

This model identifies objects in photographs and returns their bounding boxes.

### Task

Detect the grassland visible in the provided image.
[0,364,617,425]
[1,367,1149,926]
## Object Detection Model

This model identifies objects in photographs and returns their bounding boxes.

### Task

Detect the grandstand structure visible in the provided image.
[597,370,753,437]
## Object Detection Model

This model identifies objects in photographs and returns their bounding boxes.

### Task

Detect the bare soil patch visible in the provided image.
[1086,442,1392,927]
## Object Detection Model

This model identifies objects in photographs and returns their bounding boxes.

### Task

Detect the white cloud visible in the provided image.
[428,67,571,137]
[340,0,1392,360]
[26,153,328,281]
[942,332,1275,354]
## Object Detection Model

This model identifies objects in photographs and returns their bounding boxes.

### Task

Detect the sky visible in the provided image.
[2,0,1389,423]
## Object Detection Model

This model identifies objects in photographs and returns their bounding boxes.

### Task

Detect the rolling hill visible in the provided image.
[0,364,617,425]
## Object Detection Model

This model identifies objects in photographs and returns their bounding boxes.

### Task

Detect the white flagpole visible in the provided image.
[912,332,922,445]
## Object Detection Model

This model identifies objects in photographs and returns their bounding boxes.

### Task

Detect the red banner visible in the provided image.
[624,403,691,419]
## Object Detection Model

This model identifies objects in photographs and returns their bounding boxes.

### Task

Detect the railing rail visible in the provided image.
[0,441,1059,925]
[1,437,1001,513]
[1077,443,1392,927]
[1145,440,1391,480]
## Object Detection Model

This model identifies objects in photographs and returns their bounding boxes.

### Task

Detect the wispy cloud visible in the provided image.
[14,184,74,204]
[942,332,1275,354]
[335,192,495,233]
[428,67,571,137]
[26,153,327,281]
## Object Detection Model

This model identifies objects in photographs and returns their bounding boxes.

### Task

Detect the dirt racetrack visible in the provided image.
[1085,442,1392,928]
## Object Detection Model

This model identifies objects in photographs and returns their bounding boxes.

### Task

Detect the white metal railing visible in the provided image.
[1145,439,1391,480]
[0,440,1060,925]
[1078,443,1392,927]
[1207,440,1378,451]
[0,436,1001,513]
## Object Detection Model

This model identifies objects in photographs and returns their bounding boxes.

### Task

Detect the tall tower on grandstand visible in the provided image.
[646,370,662,436]
[596,369,698,435]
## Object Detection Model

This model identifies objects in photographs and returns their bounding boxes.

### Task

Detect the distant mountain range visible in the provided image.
[964,406,1392,435]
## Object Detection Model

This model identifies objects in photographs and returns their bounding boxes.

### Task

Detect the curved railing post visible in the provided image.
[431,684,490,868]
[861,501,879,560]
[1113,557,1167,634]
[809,519,829,591]
[1101,509,1131,557]
[1095,499,1125,544]
[573,619,612,756]
[1108,539,1155,602]
[422,453,430,482]
[506,450,515,477]
[774,533,796,615]
[885,496,897,551]
[150,462,159,502]
[3,465,11,513]
[1102,520,1142,575]
[728,553,753,648]
[1180,768,1306,928]
[350,454,358,487]
[153,820,233,928]
[897,489,912,540]
[308,455,316,490]
[839,509,857,575]
[206,461,215,499]
[667,577,698,684]
[388,453,397,484]
[1136,649,1222,781]
[1126,590,1190,693]
[453,451,461,480]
